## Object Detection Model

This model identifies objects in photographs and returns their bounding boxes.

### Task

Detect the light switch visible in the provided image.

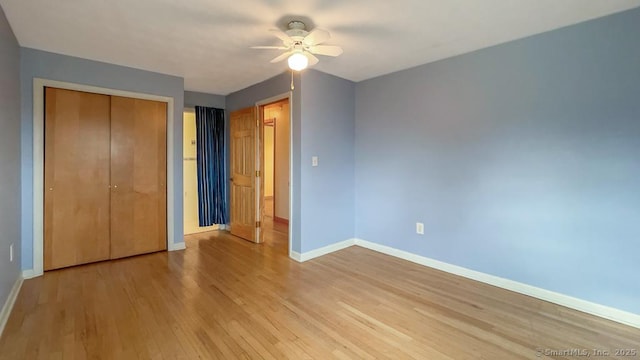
[312,156,319,167]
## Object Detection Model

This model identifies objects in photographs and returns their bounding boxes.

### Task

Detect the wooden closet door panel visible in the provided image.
[110,96,167,259]
[44,87,111,270]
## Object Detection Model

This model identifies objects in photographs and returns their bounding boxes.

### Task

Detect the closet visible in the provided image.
[44,87,167,271]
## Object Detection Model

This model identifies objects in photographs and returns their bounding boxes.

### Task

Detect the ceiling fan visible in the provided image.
[251,20,343,71]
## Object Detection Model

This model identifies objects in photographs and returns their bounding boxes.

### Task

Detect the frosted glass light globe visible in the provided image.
[287,52,308,71]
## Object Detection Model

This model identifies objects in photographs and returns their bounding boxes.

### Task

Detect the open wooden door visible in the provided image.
[230,107,261,243]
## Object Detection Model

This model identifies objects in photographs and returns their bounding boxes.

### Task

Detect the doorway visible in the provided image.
[183,109,219,235]
[227,95,291,254]
[260,99,290,252]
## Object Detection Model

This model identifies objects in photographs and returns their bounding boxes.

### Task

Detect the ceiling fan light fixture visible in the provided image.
[287,52,308,71]
[253,20,342,71]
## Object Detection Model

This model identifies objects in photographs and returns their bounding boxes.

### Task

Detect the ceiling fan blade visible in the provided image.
[306,52,320,66]
[270,51,293,63]
[307,45,343,57]
[303,28,330,46]
[251,46,289,50]
[270,28,292,44]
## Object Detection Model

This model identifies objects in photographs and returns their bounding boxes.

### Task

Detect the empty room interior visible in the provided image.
[1,1,640,359]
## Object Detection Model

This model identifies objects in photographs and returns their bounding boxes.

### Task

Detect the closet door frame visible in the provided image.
[30,78,180,278]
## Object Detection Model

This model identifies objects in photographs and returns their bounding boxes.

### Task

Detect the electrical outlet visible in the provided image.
[9,243,13,262]
[416,222,424,235]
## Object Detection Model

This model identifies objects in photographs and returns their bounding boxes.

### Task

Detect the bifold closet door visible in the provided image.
[44,88,111,270]
[110,96,167,259]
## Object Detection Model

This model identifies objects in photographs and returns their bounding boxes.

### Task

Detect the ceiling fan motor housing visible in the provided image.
[286,21,308,41]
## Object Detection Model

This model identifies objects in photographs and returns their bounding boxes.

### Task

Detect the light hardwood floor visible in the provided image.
[1,223,638,359]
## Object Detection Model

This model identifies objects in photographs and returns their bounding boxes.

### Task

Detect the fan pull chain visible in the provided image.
[290,70,295,90]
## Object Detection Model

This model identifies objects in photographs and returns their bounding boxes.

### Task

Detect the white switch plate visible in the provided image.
[9,243,13,262]
[416,223,424,235]
[312,156,318,167]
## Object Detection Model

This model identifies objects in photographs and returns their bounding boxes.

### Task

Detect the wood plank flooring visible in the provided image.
[1,223,638,359]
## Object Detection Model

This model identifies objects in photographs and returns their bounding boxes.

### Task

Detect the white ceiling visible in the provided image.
[2,0,639,95]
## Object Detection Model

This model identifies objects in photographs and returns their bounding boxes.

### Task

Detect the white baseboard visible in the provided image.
[354,239,640,329]
[22,269,38,279]
[0,275,23,338]
[169,242,186,251]
[18,236,640,329]
[289,251,302,262]
[289,238,356,262]
[286,236,640,329]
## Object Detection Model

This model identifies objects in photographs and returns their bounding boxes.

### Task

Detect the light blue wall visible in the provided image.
[184,90,225,109]
[226,72,303,252]
[20,48,185,270]
[0,5,21,307]
[300,70,355,252]
[355,8,640,314]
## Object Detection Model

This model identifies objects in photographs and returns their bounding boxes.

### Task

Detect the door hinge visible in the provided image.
[256,170,260,177]
[255,221,261,228]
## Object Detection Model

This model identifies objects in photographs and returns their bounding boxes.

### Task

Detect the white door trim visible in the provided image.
[31,78,177,277]
[255,92,293,257]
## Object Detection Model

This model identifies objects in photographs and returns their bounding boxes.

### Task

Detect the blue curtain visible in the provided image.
[195,106,228,226]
